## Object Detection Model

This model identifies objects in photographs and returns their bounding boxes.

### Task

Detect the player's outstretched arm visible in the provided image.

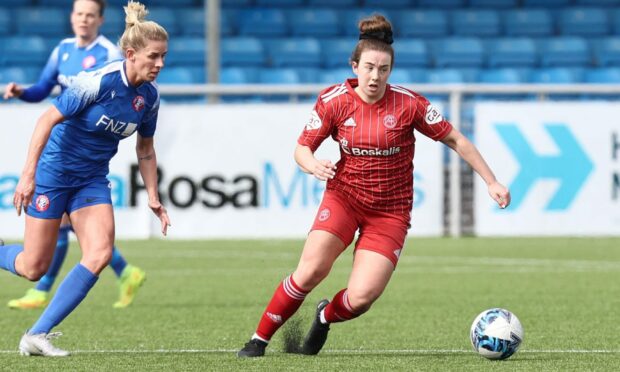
[294,144,336,182]
[440,127,511,209]
[136,134,171,235]
[13,106,65,215]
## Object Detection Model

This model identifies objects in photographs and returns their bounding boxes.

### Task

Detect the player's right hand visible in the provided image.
[3,82,23,100]
[13,176,35,216]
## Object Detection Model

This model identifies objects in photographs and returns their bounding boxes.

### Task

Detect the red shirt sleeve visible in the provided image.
[412,95,453,141]
[297,88,337,152]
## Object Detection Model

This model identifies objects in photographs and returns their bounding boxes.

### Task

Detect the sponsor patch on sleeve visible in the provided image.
[305,109,322,130]
[424,104,443,125]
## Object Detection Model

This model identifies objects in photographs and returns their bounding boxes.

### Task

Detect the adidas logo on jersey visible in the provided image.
[344,117,357,127]
[266,312,283,323]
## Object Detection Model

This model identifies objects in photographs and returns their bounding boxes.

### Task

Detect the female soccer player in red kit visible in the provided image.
[238,14,511,358]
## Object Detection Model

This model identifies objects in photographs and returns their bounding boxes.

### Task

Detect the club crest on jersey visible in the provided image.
[318,208,331,222]
[35,195,50,212]
[425,104,443,125]
[82,55,97,70]
[132,96,145,112]
[383,114,397,129]
[305,109,322,130]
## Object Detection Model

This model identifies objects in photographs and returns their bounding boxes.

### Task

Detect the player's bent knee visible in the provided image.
[20,265,48,281]
[295,266,330,290]
[82,249,112,273]
[347,290,380,314]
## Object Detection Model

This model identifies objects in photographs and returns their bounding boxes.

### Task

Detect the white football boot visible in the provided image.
[19,331,70,357]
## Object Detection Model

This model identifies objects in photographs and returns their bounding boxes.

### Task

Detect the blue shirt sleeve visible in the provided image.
[52,70,103,118]
[20,47,60,103]
[138,92,159,138]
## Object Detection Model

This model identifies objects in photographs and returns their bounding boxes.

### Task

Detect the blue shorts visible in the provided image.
[26,177,112,219]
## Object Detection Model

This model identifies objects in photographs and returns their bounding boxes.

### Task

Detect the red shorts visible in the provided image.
[310,190,410,267]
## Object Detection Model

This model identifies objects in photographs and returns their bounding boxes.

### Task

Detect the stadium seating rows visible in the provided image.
[3,1,620,85]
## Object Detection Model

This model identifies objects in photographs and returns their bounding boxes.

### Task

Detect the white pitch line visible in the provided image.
[0,349,619,354]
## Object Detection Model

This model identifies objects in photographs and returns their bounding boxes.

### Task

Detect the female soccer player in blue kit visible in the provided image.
[3,0,147,310]
[0,1,170,356]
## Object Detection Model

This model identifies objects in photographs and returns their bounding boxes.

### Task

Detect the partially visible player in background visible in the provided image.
[3,0,146,310]
[0,1,169,356]
[238,14,511,358]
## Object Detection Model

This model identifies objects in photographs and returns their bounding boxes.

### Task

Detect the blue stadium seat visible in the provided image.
[539,37,591,67]
[522,0,573,6]
[559,8,609,36]
[488,38,538,68]
[1,36,48,67]
[426,69,464,83]
[157,66,196,84]
[529,67,581,83]
[434,38,485,68]
[457,68,481,82]
[0,67,28,84]
[319,68,354,84]
[148,8,179,36]
[259,68,302,101]
[221,37,266,67]
[0,0,31,5]
[477,68,527,100]
[222,0,253,6]
[0,8,10,35]
[220,67,257,84]
[308,0,359,7]
[342,9,392,36]
[504,9,553,37]
[294,67,321,83]
[393,39,428,68]
[16,8,68,36]
[418,0,465,7]
[288,9,340,38]
[575,0,620,5]
[100,8,124,40]
[166,37,206,67]
[267,38,321,68]
[469,0,518,7]
[321,38,357,68]
[478,68,524,83]
[257,0,305,6]
[238,9,287,37]
[398,10,448,38]
[176,8,234,36]
[584,67,620,83]
[452,10,501,37]
[407,68,428,83]
[389,69,411,84]
[148,0,196,5]
[363,0,415,7]
[595,38,620,66]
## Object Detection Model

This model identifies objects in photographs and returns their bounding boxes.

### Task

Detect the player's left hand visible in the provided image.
[488,181,511,209]
[149,200,171,236]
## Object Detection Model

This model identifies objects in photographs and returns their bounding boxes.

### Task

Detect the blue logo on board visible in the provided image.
[495,123,593,211]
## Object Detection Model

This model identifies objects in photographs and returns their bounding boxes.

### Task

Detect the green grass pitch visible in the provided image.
[1,237,619,371]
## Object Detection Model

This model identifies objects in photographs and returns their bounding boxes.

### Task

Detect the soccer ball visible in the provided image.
[470,308,523,360]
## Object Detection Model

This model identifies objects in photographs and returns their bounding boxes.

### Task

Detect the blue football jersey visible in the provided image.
[37,60,160,187]
[21,35,123,102]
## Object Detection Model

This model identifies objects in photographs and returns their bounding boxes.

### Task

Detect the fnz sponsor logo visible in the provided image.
[495,123,593,211]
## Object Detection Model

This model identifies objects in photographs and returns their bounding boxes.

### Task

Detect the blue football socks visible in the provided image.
[0,244,23,275]
[30,263,98,335]
[109,246,127,277]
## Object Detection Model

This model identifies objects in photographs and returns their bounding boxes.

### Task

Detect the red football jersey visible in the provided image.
[298,78,453,216]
